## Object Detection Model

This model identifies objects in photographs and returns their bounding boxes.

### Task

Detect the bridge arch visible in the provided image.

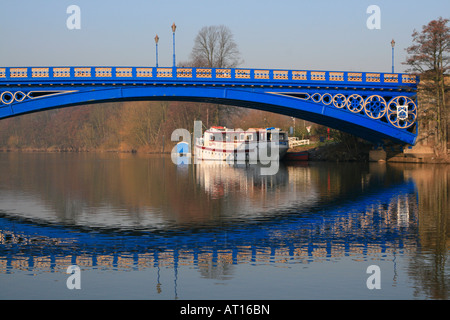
[0,66,419,145]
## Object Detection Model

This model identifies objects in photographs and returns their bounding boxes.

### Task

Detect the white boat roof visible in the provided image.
[206,127,285,133]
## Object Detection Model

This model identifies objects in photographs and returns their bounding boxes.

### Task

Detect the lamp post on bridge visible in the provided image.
[154,34,159,68]
[172,22,177,68]
[391,39,395,73]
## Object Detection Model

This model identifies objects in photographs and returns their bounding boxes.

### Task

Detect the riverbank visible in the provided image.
[288,140,450,164]
[289,141,372,162]
[1,141,449,164]
[0,145,171,154]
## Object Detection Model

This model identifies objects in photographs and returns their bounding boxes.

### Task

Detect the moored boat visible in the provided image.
[194,126,289,162]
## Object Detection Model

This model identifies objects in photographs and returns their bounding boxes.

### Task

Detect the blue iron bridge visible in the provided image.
[0,66,418,145]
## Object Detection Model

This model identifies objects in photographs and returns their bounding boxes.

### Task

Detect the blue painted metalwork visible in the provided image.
[155,35,159,68]
[0,66,419,145]
[172,23,177,68]
[391,39,396,74]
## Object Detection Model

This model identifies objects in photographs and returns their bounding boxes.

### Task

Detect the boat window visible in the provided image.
[212,133,223,142]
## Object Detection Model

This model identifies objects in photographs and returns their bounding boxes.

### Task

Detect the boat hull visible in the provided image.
[284,151,309,161]
[195,144,288,162]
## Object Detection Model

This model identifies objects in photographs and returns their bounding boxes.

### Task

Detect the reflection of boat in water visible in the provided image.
[194,126,289,162]
[195,160,319,220]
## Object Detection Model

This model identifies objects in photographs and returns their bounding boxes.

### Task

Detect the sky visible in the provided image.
[0,0,449,73]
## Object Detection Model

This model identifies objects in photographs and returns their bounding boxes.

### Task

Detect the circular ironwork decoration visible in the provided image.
[311,93,322,103]
[364,95,387,119]
[321,93,333,105]
[346,94,364,113]
[387,96,417,129]
[1,91,14,104]
[332,94,347,108]
[14,91,26,102]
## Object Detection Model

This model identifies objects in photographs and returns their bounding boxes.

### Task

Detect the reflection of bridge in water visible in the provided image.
[0,172,419,275]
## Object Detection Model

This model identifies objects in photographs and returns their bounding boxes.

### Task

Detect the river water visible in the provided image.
[0,152,448,300]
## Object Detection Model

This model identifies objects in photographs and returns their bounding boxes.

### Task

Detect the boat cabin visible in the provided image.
[203,127,288,144]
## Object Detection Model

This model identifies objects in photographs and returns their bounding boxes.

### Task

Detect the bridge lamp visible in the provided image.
[172,22,177,68]
[391,39,395,73]
[154,34,159,68]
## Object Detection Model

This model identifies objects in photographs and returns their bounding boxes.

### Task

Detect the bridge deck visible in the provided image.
[0,66,418,90]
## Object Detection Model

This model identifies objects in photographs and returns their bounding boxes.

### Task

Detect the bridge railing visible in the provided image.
[0,66,418,88]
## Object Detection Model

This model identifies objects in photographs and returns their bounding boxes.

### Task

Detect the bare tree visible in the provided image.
[186,25,244,127]
[404,17,450,155]
[190,25,243,68]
